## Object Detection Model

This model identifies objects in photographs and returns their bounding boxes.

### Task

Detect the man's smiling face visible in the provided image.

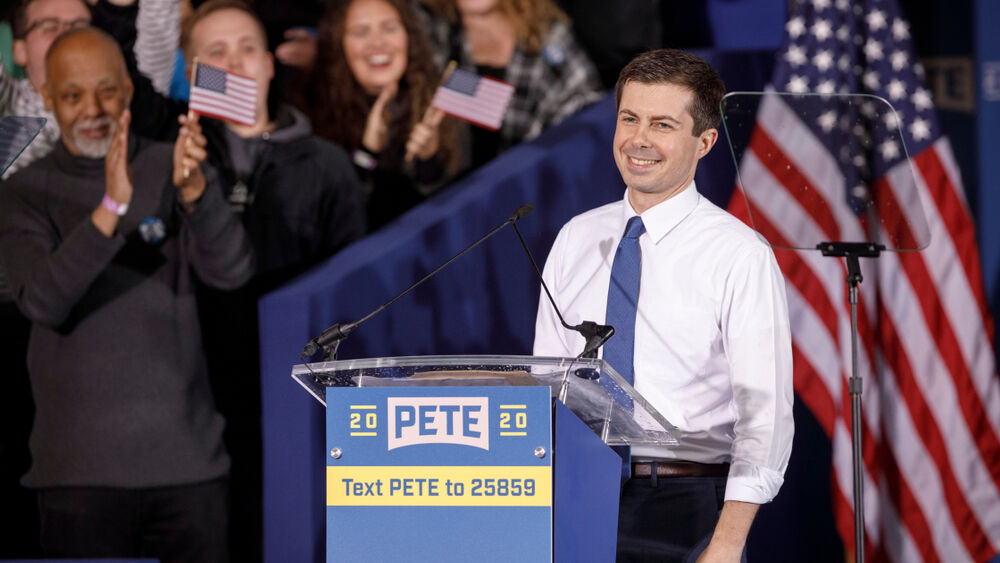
[613,80,717,210]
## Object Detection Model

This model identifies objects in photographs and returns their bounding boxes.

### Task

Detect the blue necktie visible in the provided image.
[603,216,644,483]
[604,216,645,397]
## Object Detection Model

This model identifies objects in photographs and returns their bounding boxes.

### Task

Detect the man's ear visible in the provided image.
[696,127,719,160]
[12,39,28,68]
[124,74,134,107]
[41,83,53,112]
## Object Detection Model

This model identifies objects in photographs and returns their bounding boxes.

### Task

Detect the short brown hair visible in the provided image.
[614,49,726,136]
[180,0,267,58]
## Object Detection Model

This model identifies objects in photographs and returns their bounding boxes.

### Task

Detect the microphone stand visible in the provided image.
[509,222,615,359]
[302,204,537,362]
[817,240,884,563]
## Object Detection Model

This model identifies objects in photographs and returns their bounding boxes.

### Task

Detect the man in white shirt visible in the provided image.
[533,49,794,562]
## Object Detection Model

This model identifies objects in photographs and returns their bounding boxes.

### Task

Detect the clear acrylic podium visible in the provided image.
[291,355,679,562]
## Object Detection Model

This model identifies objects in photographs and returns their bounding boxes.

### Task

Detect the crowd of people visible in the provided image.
[0,0,612,561]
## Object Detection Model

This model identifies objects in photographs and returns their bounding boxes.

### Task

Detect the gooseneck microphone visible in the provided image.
[301,204,538,361]
[509,221,614,359]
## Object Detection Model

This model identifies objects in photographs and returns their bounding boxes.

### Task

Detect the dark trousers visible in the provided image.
[37,477,229,563]
[617,475,747,562]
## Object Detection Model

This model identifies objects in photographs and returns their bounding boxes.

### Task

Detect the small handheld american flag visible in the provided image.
[431,67,514,131]
[188,62,258,127]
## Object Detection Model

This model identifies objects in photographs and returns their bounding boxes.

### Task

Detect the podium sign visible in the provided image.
[326,386,553,561]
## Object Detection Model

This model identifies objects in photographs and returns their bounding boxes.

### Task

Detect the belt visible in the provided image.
[631,461,730,478]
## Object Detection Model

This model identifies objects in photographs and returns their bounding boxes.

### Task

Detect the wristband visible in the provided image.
[352,148,378,171]
[101,194,129,216]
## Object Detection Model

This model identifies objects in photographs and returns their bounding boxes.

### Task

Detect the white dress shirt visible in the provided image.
[533,183,794,504]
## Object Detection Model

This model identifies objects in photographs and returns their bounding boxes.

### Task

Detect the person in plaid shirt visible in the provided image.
[416,0,603,166]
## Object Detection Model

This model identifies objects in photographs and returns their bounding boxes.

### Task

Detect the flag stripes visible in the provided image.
[188,63,257,126]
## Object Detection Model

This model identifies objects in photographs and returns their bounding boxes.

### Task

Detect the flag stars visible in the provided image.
[867,10,887,31]
[892,18,910,40]
[884,110,901,130]
[835,0,849,9]
[787,75,810,93]
[787,17,806,39]
[817,80,836,95]
[888,79,907,100]
[910,117,931,141]
[864,39,884,60]
[818,111,838,132]
[912,88,933,111]
[839,115,853,132]
[879,139,900,160]
[839,145,852,162]
[786,45,808,66]
[864,71,880,90]
[812,0,831,9]
[838,55,851,72]
[837,25,850,42]
[812,18,834,41]
[814,50,835,72]
[890,51,909,71]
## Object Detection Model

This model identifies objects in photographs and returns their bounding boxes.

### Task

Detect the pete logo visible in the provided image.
[387,397,489,451]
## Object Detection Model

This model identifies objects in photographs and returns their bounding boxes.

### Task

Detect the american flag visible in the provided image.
[188,63,257,126]
[725,0,1000,561]
[431,67,514,131]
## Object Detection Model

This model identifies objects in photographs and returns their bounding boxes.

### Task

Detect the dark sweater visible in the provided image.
[0,138,254,488]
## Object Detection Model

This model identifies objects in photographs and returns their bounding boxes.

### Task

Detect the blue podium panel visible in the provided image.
[326,386,553,562]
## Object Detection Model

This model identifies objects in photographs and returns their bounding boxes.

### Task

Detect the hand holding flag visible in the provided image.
[404,106,445,163]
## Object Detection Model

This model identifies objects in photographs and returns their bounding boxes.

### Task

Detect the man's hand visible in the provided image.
[91,110,133,237]
[404,106,445,162]
[360,83,397,154]
[275,28,317,69]
[695,500,759,563]
[173,112,209,204]
[105,109,133,205]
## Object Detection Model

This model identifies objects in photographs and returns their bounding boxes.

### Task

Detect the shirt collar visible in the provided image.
[621,180,700,244]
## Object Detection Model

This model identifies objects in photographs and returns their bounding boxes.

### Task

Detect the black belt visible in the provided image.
[631,461,730,479]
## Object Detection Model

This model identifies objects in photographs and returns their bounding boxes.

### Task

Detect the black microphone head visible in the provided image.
[510,203,535,222]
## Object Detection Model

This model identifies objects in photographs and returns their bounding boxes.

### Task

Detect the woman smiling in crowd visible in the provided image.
[295,0,463,231]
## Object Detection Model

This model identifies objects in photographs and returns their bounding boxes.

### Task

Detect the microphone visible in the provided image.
[508,221,614,360]
[301,203,537,360]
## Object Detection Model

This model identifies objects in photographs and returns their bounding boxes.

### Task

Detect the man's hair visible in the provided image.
[12,0,91,39]
[614,49,726,136]
[180,0,267,57]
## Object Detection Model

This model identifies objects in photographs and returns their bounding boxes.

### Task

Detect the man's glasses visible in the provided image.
[23,18,90,37]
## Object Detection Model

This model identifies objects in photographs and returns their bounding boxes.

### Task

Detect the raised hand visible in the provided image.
[275,28,317,69]
[91,109,135,237]
[104,109,133,206]
[404,106,445,163]
[173,112,209,203]
[360,83,397,154]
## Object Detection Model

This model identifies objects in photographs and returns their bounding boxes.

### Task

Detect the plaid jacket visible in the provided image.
[419,11,604,149]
